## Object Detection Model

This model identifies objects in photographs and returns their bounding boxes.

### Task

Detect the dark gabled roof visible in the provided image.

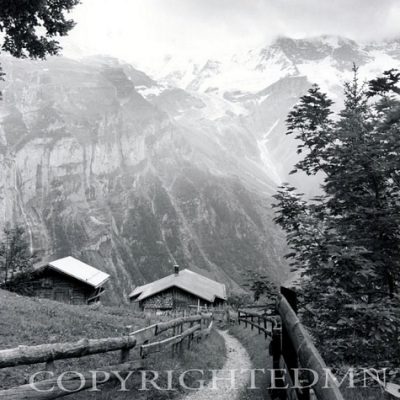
[129,269,227,303]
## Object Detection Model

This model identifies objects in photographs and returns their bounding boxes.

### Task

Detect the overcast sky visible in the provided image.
[61,0,400,66]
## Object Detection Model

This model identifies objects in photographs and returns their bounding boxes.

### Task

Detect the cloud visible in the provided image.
[61,0,400,65]
[269,0,400,40]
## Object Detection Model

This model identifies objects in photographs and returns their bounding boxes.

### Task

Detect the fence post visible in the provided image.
[172,325,176,357]
[188,321,194,349]
[270,322,286,400]
[120,348,130,363]
[179,323,184,353]
[238,310,240,325]
[263,317,267,339]
[45,360,55,372]
[280,287,310,400]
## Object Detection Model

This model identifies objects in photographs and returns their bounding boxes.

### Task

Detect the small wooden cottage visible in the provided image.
[129,266,227,311]
[27,256,110,305]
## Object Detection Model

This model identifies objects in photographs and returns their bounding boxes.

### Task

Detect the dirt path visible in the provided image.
[182,330,252,400]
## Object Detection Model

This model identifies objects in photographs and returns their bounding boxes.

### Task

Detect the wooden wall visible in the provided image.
[139,287,225,311]
[25,269,98,305]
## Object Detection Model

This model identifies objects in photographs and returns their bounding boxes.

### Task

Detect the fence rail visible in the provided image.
[141,323,202,357]
[0,336,137,369]
[237,309,278,338]
[276,293,344,400]
[154,313,211,335]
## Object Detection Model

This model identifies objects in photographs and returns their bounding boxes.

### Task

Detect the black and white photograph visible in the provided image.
[0,1,399,399]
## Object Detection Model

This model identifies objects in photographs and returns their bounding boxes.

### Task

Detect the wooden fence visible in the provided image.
[0,313,213,400]
[237,288,345,400]
[237,308,278,339]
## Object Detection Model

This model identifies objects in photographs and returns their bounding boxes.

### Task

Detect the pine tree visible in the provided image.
[273,67,400,366]
[0,226,36,286]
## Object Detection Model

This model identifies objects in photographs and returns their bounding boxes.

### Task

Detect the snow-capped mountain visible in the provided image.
[147,35,400,99]
[137,34,400,188]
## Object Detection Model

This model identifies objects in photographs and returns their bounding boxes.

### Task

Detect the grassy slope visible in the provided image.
[0,289,226,398]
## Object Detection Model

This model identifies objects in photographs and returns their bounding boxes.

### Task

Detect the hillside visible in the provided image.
[0,289,146,348]
[0,289,226,398]
[0,288,149,389]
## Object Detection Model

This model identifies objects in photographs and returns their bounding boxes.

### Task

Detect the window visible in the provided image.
[42,278,52,288]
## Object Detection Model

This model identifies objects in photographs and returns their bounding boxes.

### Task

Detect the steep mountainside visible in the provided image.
[142,35,400,189]
[0,35,398,302]
[0,56,288,303]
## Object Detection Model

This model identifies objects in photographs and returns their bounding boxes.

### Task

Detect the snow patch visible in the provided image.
[296,56,351,97]
[192,92,248,120]
[257,120,282,184]
[257,93,270,104]
[359,51,400,80]
[136,85,166,99]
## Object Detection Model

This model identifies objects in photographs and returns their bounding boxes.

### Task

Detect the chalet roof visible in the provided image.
[129,269,227,303]
[35,256,110,289]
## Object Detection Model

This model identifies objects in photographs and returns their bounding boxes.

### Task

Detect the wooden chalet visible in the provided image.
[28,256,110,305]
[129,266,227,311]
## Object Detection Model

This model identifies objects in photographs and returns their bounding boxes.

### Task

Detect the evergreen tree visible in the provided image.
[0,226,36,286]
[273,67,400,366]
[243,269,278,302]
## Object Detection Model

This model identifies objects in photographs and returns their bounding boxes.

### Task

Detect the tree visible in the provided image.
[0,0,80,95]
[0,0,80,59]
[227,293,252,310]
[273,67,400,367]
[0,225,36,286]
[243,269,278,302]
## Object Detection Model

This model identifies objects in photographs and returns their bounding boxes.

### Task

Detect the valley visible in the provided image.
[0,35,399,302]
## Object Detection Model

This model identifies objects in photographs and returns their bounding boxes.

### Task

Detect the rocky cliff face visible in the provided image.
[0,56,289,303]
[1,35,397,302]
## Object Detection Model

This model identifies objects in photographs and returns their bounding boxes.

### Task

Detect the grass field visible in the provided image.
[0,289,226,399]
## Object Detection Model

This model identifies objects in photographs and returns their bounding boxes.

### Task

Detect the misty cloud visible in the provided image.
[61,0,400,65]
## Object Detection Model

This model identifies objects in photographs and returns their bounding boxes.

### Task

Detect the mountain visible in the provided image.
[143,35,400,189]
[151,35,400,97]
[0,56,287,303]
[0,35,398,303]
